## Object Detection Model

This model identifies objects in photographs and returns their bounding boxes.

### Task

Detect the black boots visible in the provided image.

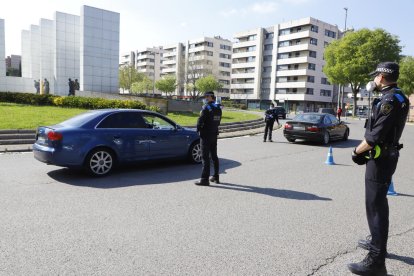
[358,236,388,256]
[210,175,220,184]
[348,253,387,275]
[194,179,209,186]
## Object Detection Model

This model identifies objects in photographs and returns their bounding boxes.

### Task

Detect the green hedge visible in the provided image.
[222,100,247,110]
[0,92,160,113]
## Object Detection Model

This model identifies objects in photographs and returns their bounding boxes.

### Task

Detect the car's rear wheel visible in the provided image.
[85,148,114,176]
[322,131,330,145]
[287,138,296,143]
[189,141,202,163]
[343,129,349,141]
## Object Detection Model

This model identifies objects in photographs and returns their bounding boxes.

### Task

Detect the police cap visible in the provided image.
[204,91,215,97]
[369,62,399,79]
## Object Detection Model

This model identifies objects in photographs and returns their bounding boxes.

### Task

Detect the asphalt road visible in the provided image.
[0,119,413,275]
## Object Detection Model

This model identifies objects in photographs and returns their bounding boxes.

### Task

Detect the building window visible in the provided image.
[247,46,256,52]
[264,44,273,50]
[275,88,288,94]
[245,78,255,83]
[219,62,231,68]
[277,65,289,71]
[245,68,255,73]
[277,77,288,83]
[247,56,256,62]
[311,25,319,33]
[309,50,317,58]
[220,44,231,50]
[248,35,257,41]
[325,29,336,38]
[310,38,318,45]
[321,77,330,85]
[292,88,298,93]
[307,76,315,83]
[263,66,272,72]
[206,42,213,47]
[277,53,290,59]
[295,51,300,57]
[278,41,289,47]
[263,55,272,61]
[308,63,316,70]
[306,88,314,95]
[320,89,332,96]
[261,88,270,94]
[219,53,231,59]
[262,78,271,84]
[279,28,290,35]
[219,79,230,85]
[220,71,231,77]
[265,32,274,39]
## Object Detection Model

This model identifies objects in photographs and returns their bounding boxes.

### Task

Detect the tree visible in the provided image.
[184,59,213,101]
[155,76,176,97]
[119,65,145,92]
[399,56,414,96]
[130,76,153,94]
[323,28,401,115]
[195,75,222,94]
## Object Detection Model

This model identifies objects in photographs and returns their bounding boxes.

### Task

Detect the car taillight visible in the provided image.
[47,131,63,141]
[284,123,293,130]
[306,126,319,132]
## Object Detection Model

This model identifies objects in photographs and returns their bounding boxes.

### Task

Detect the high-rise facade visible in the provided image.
[231,17,340,112]
[136,47,164,94]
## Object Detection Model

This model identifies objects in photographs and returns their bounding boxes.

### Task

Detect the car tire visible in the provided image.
[283,115,286,119]
[287,138,296,143]
[322,131,330,145]
[188,141,202,164]
[343,129,349,141]
[85,148,115,177]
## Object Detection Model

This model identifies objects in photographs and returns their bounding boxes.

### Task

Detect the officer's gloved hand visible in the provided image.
[352,149,368,165]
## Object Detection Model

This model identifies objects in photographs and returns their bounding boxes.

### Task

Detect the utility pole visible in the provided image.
[344,7,348,31]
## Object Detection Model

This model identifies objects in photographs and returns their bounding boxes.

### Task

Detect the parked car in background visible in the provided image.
[33,109,201,176]
[318,108,336,116]
[283,113,349,145]
[273,106,287,119]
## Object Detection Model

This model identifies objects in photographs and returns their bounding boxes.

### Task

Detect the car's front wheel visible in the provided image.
[287,138,296,143]
[85,148,115,176]
[343,129,349,141]
[189,141,202,163]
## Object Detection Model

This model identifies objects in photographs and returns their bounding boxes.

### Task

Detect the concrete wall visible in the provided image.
[40,19,55,94]
[0,19,5,77]
[21,30,31,78]
[80,6,119,93]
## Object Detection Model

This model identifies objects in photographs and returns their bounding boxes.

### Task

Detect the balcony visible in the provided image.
[188,45,208,53]
[232,62,255,69]
[162,67,176,74]
[277,56,310,65]
[137,54,154,60]
[163,52,177,58]
[278,30,311,41]
[276,69,308,77]
[163,59,176,65]
[233,40,257,49]
[277,44,311,53]
[231,83,255,89]
[137,61,153,66]
[231,73,256,79]
[232,51,257,59]
[275,81,307,89]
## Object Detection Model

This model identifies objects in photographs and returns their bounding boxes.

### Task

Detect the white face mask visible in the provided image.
[366,81,377,93]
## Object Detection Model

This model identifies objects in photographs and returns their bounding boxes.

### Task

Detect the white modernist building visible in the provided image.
[136,47,164,95]
[1,5,119,95]
[231,17,341,111]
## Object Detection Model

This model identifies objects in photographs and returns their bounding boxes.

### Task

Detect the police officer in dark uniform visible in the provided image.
[348,62,410,275]
[264,104,278,142]
[195,91,222,186]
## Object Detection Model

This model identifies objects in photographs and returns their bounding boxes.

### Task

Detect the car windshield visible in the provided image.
[293,114,323,123]
[59,111,100,127]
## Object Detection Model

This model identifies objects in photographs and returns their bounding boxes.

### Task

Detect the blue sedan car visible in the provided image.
[33,109,202,176]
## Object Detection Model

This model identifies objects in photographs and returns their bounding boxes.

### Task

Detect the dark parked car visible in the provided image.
[318,108,336,116]
[33,109,201,176]
[272,106,287,119]
[283,113,349,144]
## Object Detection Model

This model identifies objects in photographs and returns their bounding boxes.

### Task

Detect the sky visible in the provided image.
[0,0,413,57]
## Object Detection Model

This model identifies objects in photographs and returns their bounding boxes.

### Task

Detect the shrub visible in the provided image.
[0,92,159,112]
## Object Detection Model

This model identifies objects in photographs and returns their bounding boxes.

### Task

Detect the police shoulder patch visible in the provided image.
[380,103,393,115]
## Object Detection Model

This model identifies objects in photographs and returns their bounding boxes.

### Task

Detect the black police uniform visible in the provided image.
[197,102,222,181]
[363,85,409,260]
[264,108,278,142]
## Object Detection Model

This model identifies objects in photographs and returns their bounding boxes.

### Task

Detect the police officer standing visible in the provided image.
[195,91,222,186]
[348,62,410,275]
[264,104,278,142]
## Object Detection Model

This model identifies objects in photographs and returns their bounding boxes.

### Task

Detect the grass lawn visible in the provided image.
[0,102,260,129]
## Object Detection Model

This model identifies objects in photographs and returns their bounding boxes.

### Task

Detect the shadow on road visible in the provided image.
[209,182,332,201]
[47,158,241,189]
[277,139,361,149]
[394,193,414,198]
[387,253,414,265]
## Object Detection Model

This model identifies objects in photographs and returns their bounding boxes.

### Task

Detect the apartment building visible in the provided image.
[231,17,340,112]
[161,42,185,95]
[120,51,135,67]
[136,47,164,95]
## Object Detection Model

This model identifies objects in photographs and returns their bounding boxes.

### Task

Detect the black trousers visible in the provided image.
[364,149,399,260]
[200,136,219,180]
[264,121,274,141]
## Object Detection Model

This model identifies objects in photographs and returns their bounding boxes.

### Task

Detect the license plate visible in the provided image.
[37,137,46,144]
[294,126,305,130]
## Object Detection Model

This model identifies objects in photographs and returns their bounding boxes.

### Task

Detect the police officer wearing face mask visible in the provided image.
[348,62,410,275]
[195,91,222,186]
